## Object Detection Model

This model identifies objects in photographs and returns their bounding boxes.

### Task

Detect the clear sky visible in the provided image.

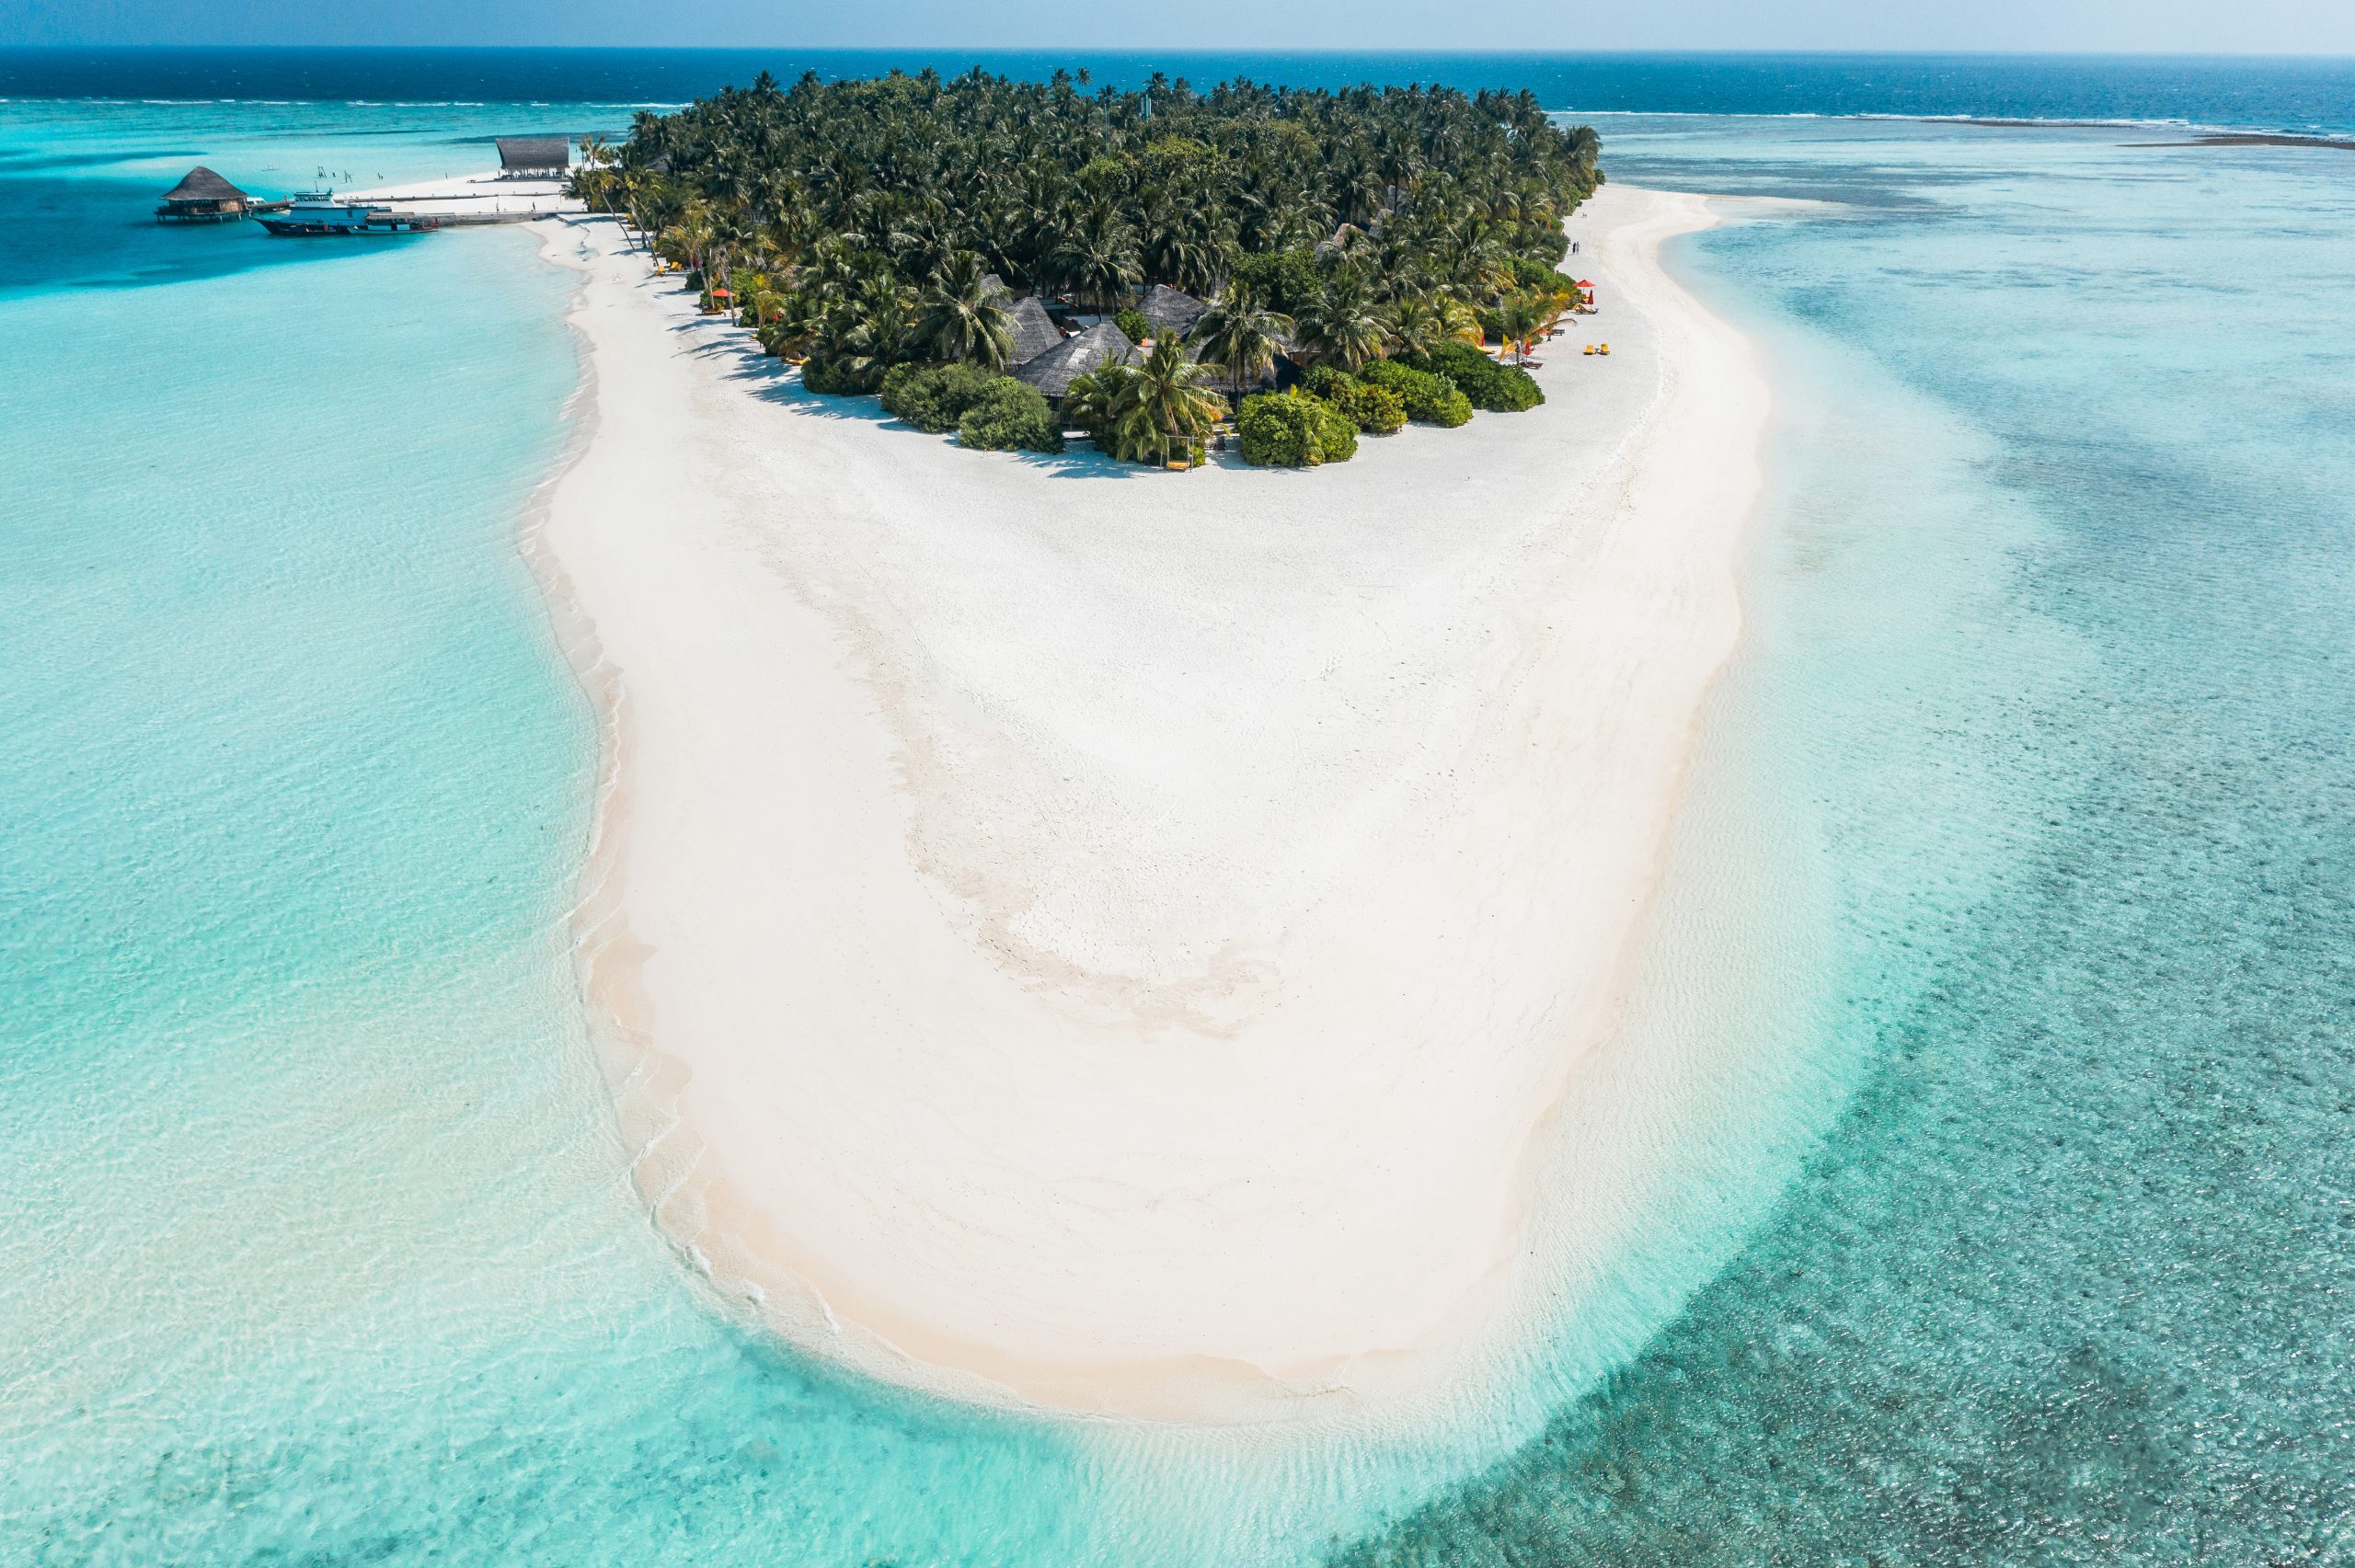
[3,0,2349,55]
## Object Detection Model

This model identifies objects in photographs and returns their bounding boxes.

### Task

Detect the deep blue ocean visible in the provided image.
[4,48,2354,1566]
[4,47,2354,132]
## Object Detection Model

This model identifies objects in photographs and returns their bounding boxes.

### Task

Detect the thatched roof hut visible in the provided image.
[156,166,252,221]
[1013,320,1137,398]
[1137,283,1207,339]
[162,166,247,203]
[1005,295,1063,366]
[496,137,571,177]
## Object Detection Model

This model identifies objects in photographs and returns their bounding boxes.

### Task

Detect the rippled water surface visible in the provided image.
[4,68,2352,1568]
[1337,116,2355,1564]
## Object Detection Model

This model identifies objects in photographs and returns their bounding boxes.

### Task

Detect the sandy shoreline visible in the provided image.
[525,183,1769,1424]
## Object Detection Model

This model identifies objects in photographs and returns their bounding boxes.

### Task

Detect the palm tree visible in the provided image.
[1108,338,1224,464]
[1498,292,1544,365]
[1145,204,1234,296]
[735,269,788,331]
[570,136,615,209]
[1052,201,1143,317]
[1435,290,1486,346]
[618,173,672,251]
[1292,269,1388,372]
[1060,356,1136,438]
[658,203,715,279]
[913,251,1017,370]
[1191,288,1293,400]
[889,195,959,281]
[844,276,917,382]
[1380,294,1450,361]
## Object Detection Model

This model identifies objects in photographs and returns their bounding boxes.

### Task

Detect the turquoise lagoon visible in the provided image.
[5,70,2353,1565]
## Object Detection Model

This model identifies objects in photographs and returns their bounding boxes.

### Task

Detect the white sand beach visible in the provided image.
[527,182,1770,1423]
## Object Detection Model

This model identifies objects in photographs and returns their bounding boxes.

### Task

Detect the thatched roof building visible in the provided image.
[1137,283,1207,339]
[1005,295,1064,366]
[1013,320,1137,398]
[496,137,571,177]
[156,166,252,222]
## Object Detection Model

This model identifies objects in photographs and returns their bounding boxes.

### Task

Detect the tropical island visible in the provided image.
[523,61,1766,1425]
[570,69,1602,466]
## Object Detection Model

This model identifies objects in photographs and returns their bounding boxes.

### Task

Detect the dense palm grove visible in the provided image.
[573,67,1603,466]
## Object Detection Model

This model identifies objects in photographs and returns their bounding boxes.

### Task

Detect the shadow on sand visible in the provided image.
[660,299,1246,482]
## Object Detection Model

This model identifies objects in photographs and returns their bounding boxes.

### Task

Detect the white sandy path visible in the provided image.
[528,183,1768,1423]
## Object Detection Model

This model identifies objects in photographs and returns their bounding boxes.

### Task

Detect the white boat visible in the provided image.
[258,189,442,238]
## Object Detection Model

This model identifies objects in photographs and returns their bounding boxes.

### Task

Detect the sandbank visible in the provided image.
[525,183,1770,1423]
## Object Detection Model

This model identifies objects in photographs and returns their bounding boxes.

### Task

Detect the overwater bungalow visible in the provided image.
[1012,320,1137,400]
[156,166,254,223]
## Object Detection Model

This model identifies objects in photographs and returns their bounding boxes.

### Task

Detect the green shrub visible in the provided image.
[1511,255,1568,294]
[1341,381,1407,434]
[1113,308,1151,345]
[956,379,1064,453]
[1402,342,1545,413]
[1236,389,1358,467]
[1304,365,1405,435]
[1362,359,1474,428]
[1228,250,1323,315]
[1301,363,1351,399]
[879,361,998,432]
[800,355,882,395]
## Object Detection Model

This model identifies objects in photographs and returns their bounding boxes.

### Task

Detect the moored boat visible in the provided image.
[258,190,442,237]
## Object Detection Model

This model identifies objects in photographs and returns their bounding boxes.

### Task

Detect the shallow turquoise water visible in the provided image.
[6,87,2353,1565]
[1,102,1109,1568]
[1335,119,2355,1562]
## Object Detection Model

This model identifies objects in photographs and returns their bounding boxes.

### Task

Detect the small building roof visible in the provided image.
[161,166,248,203]
[1313,223,1361,258]
[1005,295,1063,365]
[1013,320,1137,398]
[980,271,1009,297]
[1137,283,1207,338]
[497,137,571,171]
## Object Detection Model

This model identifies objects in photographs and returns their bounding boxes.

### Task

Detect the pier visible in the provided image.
[339,172,580,225]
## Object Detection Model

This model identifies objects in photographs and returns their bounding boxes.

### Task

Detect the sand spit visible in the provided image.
[527,183,1771,1424]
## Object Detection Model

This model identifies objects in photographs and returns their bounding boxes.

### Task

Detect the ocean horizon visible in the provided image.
[4,48,2353,1564]
[5,45,2355,133]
